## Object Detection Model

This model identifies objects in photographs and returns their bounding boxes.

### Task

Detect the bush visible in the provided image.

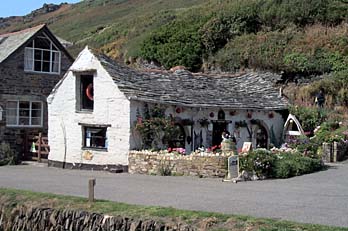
[140,13,206,71]
[239,149,276,177]
[289,105,323,132]
[239,150,323,179]
[0,142,17,166]
[272,153,323,178]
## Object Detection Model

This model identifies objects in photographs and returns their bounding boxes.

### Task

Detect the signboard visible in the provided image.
[241,142,252,153]
[227,156,239,179]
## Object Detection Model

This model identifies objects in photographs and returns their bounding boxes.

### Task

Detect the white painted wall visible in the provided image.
[48,47,130,166]
[130,101,285,152]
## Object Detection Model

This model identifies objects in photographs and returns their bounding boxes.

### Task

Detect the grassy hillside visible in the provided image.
[1,0,348,107]
[0,0,209,59]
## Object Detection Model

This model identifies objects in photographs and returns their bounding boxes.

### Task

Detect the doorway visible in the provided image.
[255,125,268,148]
[212,121,227,146]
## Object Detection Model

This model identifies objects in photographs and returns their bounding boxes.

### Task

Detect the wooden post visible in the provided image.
[38,132,42,162]
[88,178,96,203]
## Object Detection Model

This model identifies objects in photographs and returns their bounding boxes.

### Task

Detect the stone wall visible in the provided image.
[0,206,194,231]
[128,151,229,178]
[322,141,348,163]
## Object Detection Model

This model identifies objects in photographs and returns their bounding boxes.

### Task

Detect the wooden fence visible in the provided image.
[29,133,50,162]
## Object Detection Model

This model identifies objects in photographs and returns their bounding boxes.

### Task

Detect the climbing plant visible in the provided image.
[135,104,177,150]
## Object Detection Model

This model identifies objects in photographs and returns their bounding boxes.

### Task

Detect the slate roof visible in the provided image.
[97,51,289,110]
[0,24,73,64]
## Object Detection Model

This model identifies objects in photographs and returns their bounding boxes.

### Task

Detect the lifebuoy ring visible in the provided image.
[86,83,94,101]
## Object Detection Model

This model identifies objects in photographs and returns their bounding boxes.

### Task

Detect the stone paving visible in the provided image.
[0,162,348,227]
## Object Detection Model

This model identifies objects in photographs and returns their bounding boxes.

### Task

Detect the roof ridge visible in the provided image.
[0,24,46,37]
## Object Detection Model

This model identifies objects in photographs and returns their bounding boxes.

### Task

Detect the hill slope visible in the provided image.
[0,0,209,59]
[1,0,348,108]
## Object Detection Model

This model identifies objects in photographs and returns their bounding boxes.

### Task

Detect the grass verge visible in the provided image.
[0,187,347,231]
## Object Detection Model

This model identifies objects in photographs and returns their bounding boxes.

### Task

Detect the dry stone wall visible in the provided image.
[0,206,194,231]
[322,141,348,162]
[128,151,229,178]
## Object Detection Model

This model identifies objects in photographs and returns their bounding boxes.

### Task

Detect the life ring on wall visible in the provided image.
[86,83,94,101]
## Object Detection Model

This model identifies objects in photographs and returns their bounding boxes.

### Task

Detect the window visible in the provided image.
[77,75,94,111]
[24,33,61,74]
[6,101,43,127]
[83,126,108,150]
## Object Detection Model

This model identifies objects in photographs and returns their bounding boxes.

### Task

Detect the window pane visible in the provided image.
[32,102,41,110]
[31,110,41,118]
[19,101,29,109]
[81,75,94,110]
[7,116,17,125]
[31,117,41,126]
[24,48,34,71]
[34,60,41,71]
[52,62,59,73]
[34,50,42,59]
[43,50,50,61]
[51,51,60,73]
[6,101,18,125]
[84,127,107,148]
[19,117,29,125]
[42,61,50,72]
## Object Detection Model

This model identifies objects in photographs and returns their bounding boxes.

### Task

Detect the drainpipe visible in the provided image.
[60,118,67,169]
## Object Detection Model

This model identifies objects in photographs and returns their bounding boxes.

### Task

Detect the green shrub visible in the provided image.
[239,150,323,179]
[239,149,276,177]
[140,13,206,71]
[289,105,323,132]
[272,153,323,178]
[0,142,17,166]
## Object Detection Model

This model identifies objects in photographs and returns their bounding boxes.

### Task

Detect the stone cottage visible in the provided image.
[0,24,74,160]
[47,47,288,171]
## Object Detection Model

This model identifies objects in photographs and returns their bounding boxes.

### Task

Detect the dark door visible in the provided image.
[212,122,227,146]
[256,125,268,148]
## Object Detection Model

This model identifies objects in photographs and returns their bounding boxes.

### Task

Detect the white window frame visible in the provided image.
[6,101,43,127]
[24,33,61,75]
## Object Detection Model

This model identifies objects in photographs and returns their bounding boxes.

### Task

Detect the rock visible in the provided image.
[251,172,259,181]
[240,170,250,181]
[199,217,218,230]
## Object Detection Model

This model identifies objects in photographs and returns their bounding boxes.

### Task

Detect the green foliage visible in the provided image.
[140,13,206,70]
[158,162,174,176]
[1,188,346,231]
[289,106,323,132]
[200,0,261,55]
[272,153,323,178]
[239,149,276,177]
[135,104,177,150]
[0,142,17,166]
[239,149,323,179]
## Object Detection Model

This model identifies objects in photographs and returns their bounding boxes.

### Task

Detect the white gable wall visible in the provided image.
[48,48,130,166]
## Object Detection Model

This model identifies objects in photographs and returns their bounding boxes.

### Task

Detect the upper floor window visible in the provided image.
[6,101,43,127]
[76,74,94,111]
[24,33,61,74]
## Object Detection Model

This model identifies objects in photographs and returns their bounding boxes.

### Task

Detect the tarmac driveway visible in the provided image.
[0,162,348,227]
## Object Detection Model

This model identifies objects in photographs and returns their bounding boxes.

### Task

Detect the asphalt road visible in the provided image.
[0,162,348,228]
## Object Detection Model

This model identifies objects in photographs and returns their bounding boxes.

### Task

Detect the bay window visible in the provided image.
[6,101,43,127]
